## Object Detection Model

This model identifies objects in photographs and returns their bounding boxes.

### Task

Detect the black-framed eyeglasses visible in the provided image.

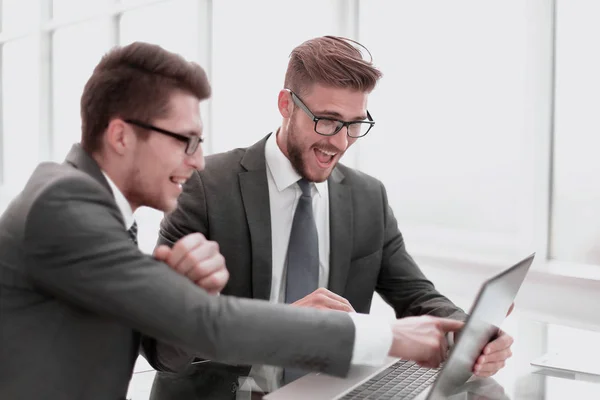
[124,119,203,155]
[288,90,375,138]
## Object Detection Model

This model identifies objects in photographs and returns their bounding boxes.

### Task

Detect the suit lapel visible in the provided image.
[64,143,123,226]
[327,168,353,295]
[64,143,113,194]
[239,136,273,301]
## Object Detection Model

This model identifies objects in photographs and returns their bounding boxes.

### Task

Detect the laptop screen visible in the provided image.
[426,253,534,399]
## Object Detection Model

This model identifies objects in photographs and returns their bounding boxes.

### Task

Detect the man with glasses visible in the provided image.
[150,36,515,399]
[0,41,467,400]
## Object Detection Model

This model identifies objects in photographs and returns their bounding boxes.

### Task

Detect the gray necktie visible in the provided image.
[282,179,319,385]
[127,220,138,247]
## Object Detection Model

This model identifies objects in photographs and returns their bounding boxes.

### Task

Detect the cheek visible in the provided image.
[292,122,321,150]
[148,142,182,172]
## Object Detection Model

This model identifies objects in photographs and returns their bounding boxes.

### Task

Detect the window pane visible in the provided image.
[119,0,200,62]
[52,0,113,20]
[357,0,552,258]
[550,0,600,265]
[1,36,40,190]
[1,0,41,33]
[210,0,342,153]
[52,19,113,161]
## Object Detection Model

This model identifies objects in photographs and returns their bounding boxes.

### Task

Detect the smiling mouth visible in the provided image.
[314,147,337,167]
[169,176,189,188]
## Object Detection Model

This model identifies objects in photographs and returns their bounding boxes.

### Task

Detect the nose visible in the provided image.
[328,126,349,150]
[186,146,205,171]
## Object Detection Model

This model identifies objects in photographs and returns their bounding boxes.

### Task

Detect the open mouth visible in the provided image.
[169,176,187,190]
[313,147,337,168]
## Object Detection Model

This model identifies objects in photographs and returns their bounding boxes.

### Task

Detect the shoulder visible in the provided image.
[18,162,121,244]
[201,135,270,178]
[204,148,247,173]
[21,162,117,228]
[26,162,112,204]
[179,146,250,200]
[335,163,385,192]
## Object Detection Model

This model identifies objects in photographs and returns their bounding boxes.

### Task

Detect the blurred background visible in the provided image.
[1,0,600,398]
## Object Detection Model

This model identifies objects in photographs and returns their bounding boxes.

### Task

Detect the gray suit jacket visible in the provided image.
[151,134,466,399]
[0,144,355,400]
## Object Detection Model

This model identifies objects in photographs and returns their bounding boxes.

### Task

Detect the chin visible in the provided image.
[304,171,329,183]
[163,201,178,214]
[309,164,335,183]
[151,198,177,214]
[298,163,328,183]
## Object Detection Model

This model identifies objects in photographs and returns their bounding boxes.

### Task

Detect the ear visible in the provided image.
[105,119,130,156]
[278,89,293,119]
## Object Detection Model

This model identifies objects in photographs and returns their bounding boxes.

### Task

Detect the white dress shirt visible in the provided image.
[102,171,135,230]
[248,132,392,393]
[103,148,391,393]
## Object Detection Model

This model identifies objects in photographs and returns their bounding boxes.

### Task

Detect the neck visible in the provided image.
[275,125,290,159]
[91,151,139,212]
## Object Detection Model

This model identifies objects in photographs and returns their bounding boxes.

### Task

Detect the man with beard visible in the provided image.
[150,36,515,399]
[0,41,464,400]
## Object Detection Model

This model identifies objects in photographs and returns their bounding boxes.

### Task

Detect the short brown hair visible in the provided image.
[284,36,382,96]
[80,41,211,153]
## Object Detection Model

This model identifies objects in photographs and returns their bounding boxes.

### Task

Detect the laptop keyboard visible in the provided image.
[339,360,440,400]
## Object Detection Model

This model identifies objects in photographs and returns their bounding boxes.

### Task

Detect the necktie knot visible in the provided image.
[127,220,138,246]
[297,178,312,197]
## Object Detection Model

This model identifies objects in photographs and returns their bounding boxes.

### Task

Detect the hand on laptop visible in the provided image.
[388,316,464,368]
[154,233,229,295]
[291,288,355,312]
[473,303,515,377]
[473,329,514,377]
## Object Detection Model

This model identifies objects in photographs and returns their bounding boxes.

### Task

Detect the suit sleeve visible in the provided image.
[376,182,468,321]
[158,169,208,247]
[142,170,210,371]
[24,176,355,377]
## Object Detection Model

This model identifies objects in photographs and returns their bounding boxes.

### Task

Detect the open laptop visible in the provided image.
[530,351,600,381]
[265,253,535,400]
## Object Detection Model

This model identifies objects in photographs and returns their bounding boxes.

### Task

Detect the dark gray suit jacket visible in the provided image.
[0,144,355,400]
[151,135,466,399]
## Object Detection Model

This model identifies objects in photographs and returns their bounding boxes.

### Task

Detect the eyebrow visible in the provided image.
[314,110,368,121]
[180,126,203,137]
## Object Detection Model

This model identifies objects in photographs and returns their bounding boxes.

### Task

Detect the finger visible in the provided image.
[153,245,171,262]
[474,360,505,376]
[430,353,443,369]
[316,295,354,312]
[173,241,220,276]
[476,348,512,364]
[185,254,225,282]
[187,254,227,282]
[315,288,356,312]
[196,269,229,293]
[437,318,465,332]
[168,233,208,267]
[416,355,442,369]
[417,360,439,369]
[440,334,449,363]
[482,332,513,354]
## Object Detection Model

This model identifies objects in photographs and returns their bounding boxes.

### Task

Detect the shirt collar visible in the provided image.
[265,130,327,196]
[101,171,135,230]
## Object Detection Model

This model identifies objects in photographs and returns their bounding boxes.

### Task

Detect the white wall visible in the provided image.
[357,0,553,263]
[551,0,600,265]
[2,0,600,369]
